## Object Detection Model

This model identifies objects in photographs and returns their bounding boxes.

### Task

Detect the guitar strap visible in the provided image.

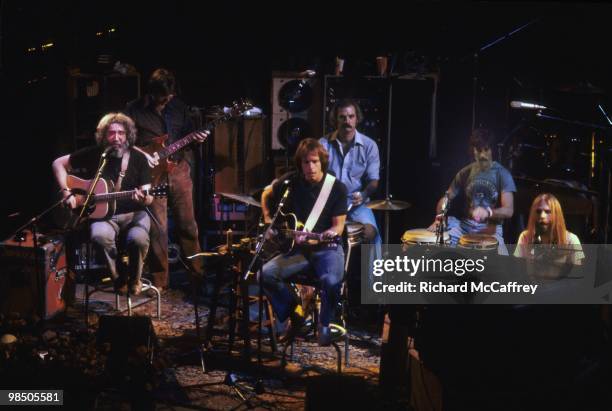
[304,173,336,232]
[114,150,131,192]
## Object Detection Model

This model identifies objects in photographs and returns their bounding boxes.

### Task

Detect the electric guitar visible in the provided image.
[66,175,168,221]
[268,211,341,254]
[142,99,253,185]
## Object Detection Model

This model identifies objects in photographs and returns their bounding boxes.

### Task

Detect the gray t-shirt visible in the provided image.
[450,161,516,221]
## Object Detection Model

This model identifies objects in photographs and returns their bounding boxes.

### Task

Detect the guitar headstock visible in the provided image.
[229,98,254,117]
[149,184,169,198]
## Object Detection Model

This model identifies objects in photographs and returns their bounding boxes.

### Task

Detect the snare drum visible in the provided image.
[458,234,498,251]
[401,228,449,246]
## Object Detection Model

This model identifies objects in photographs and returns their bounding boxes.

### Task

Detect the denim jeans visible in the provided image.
[261,245,344,326]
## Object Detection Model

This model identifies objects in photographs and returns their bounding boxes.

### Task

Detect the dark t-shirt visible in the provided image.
[124,95,194,161]
[269,171,348,234]
[69,146,152,214]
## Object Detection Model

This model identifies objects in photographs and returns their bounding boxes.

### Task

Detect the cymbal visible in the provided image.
[366,199,411,211]
[218,192,261,208]
[512,175,598,195]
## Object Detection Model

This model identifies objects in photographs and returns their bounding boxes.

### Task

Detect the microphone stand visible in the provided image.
[74,153,109,229]
[77,151,109,327]
[465,19,538,131]
[245,186,288,335]
[436,193,450,245]
[596,105,612,243]
[239,184,289,396]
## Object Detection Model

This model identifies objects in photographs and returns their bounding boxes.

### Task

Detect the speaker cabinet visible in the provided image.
[271,72,321,155]
[213,118,267,195]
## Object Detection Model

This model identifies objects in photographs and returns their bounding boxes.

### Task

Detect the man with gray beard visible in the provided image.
[52,112,153,295]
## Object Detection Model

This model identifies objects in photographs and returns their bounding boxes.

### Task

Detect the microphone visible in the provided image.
[278,180,291,208]
[188,252,221,259]
[299,69,317,78]
[281,186,291,201]
[438,192,450,217]
[510,101,547,110]
[534,224,543,245]
[441,192,450,213]
[101,146,114,158]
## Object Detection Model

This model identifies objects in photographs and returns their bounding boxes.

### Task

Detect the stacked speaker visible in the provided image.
[271,72,322,167]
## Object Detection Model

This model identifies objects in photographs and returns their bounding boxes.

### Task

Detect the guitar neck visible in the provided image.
[94,189,142,203]
[282,229,325,241]
[156,112,233,160]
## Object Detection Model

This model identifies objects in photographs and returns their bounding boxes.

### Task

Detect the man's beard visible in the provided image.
[107,144,129,158]
[477,158,491,170]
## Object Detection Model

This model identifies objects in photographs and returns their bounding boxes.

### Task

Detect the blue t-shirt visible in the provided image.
[450,161,516,220]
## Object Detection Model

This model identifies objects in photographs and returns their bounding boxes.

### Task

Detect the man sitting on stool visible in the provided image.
[260,138,348,346]
[52,113,153,295]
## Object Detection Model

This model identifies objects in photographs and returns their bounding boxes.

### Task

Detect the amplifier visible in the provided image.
[0,231,67,319]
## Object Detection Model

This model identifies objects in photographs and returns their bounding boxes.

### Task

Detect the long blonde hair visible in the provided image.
[525,193,568,245]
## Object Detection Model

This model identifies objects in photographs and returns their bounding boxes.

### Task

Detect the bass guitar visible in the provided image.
[142,99,253,185]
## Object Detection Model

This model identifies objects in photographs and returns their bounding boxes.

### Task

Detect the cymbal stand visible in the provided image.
[597,104,612,243]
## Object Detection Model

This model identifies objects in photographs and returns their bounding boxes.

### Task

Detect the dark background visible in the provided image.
[2,1,612,243]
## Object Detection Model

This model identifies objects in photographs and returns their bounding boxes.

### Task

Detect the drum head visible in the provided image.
[346,222,365,236]
[458,234,498,250]
[401,228,448,244]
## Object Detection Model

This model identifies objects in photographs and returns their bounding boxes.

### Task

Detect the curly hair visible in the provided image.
[328,98,363,129]
[94,112,137,147]
[469,128,496,152]
[294,138,329,175]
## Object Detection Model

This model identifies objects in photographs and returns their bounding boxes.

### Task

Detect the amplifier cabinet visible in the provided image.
[0,232,67,319]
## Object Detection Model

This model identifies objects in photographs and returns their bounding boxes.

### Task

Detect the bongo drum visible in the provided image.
[346,222,365,247]
[458,234,498,251]
[401,228,449,246]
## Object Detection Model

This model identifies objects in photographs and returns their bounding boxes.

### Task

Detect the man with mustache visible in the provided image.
[428,128,516,254]
[52,113,153,295]
[319,99,381,278]
[514,193,584,265]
